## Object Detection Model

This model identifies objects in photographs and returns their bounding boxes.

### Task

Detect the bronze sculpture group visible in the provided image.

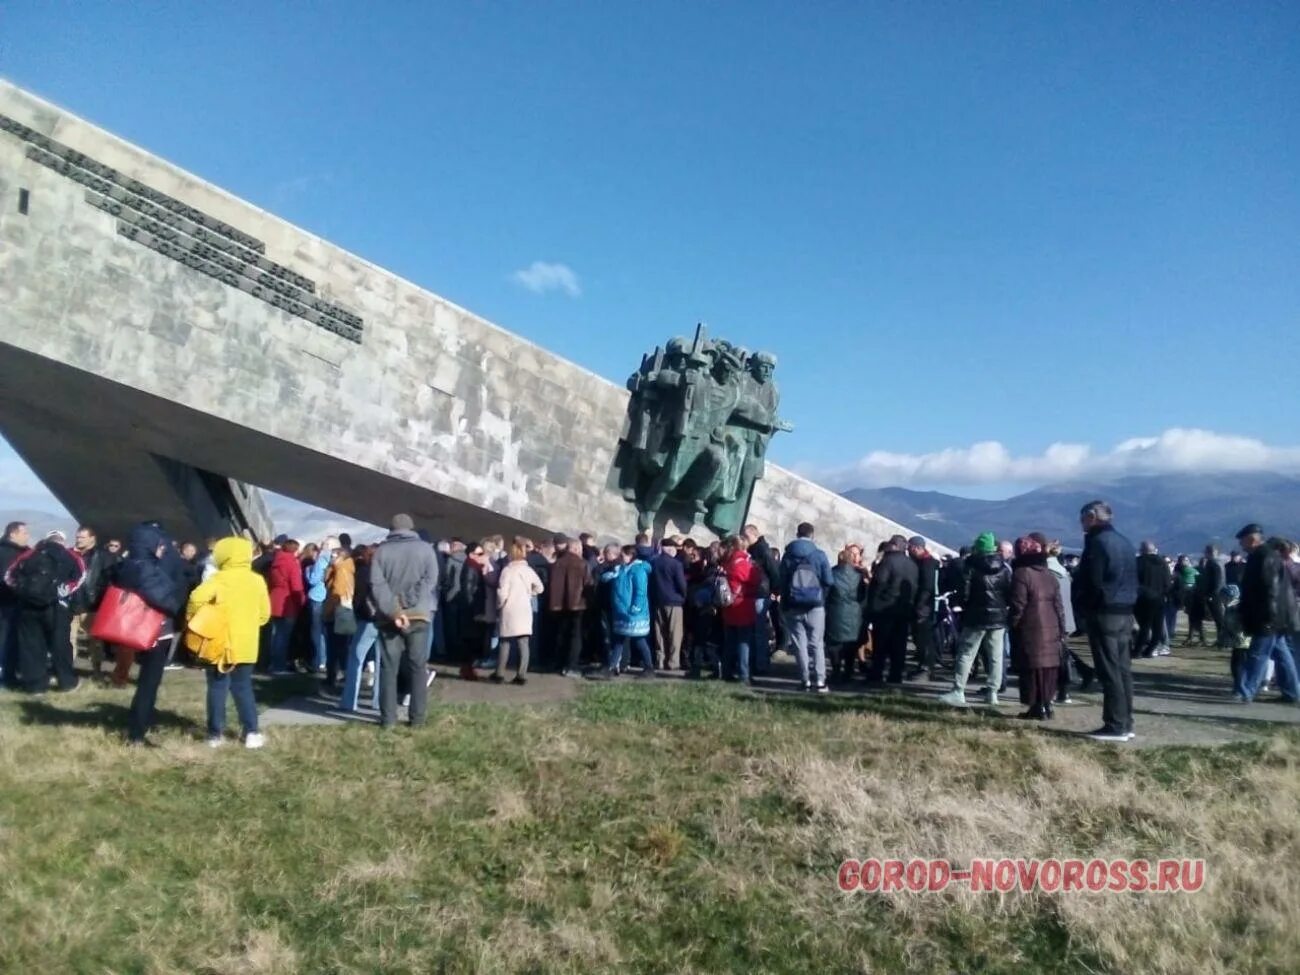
[613,325,792,537]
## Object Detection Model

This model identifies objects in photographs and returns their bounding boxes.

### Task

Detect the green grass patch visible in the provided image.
[1,670,1298,973]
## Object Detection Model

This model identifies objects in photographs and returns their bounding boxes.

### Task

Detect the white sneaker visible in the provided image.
[244,733,265,750]
[206,736,225,749]
[425,669,437,688]
[400,694,411,708]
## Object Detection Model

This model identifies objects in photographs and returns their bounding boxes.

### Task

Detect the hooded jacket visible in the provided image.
[186,537,272,665]
[305,547,331,603]
[609,559,653,638]
[110,523,184,633]
[267,549,306,618]
[961,554,1012,629]
[779,538,834,608]
[722,549,763,628]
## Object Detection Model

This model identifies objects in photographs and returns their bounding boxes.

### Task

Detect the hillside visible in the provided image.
[843,473,1300,554]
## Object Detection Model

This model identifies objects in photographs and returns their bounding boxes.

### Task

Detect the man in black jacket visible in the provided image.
[651,539,688,670]
[0,521,31,688]
[864,535,920,685]
[1074,501,1138,742]
[743,524,783,675]
[70,525,113,678]
[938,532,1010,707]
[1197,546,1228,647]
[1135,541,1172,658]
[1234,524,1300,703]
[906,536,942,680]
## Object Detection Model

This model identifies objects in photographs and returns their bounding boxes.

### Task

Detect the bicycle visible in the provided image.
[931,592,961,673]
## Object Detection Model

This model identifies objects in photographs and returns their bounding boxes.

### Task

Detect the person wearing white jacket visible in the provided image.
[494,542,544,685]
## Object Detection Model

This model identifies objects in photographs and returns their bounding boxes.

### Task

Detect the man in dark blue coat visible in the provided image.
[650,539,688,670]
[1073,501,1138,742]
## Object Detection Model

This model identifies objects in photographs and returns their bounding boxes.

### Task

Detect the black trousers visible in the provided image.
[911,616,936,672]
[1206,595,1227,645]
[1134,597,1165,657]
[556,611,585,672]
[868,617,910,682]
[1186,598,1205,642]
[1087,614,1135,735]
[0,602,19,687]
[828,640,858,678]
[16,603,76,692]
[128,637,172,742]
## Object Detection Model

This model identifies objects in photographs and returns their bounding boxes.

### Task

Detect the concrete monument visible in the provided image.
[0,80,939,555]
[614,325,792,537]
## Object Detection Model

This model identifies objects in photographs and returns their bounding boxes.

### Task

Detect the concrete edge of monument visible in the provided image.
[0,78,945,555]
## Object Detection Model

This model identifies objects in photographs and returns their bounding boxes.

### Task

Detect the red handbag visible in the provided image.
[91,584,167,651]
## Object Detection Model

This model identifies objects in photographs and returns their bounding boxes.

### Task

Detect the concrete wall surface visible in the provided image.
[0,80,941,554]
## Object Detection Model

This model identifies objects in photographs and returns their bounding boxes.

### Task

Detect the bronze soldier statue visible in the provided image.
[613,327,790,537]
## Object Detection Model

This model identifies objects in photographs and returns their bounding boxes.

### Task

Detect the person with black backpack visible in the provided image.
[778,522,834,693]
[3,530,86,693]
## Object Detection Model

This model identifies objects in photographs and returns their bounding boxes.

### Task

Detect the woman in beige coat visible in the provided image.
[494,542,544,684]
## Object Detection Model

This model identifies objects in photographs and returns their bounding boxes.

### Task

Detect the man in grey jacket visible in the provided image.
[369,514,440,728]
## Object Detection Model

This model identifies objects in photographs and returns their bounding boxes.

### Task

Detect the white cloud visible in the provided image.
[817,428,1300,489]
[511,261,581,297]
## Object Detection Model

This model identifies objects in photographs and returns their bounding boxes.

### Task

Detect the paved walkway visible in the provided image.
[263,644,1299,748]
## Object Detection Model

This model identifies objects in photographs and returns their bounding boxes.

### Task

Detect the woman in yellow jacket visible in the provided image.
[187,537,272,748]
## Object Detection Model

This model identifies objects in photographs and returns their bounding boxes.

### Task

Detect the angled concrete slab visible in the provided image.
[0,81,933,550]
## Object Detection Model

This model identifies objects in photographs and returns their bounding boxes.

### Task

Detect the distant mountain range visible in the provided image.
[0,500,382,547]
[843,473,1300,554]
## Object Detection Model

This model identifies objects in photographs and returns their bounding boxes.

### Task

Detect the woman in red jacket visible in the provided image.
[266,539,305,674]
[721,536,763,684]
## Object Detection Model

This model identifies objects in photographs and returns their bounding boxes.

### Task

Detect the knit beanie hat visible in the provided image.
[972,532,997,556]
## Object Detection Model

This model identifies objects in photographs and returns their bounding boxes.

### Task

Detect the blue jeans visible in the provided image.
[341,621,380,711]
[432,607,446,659]
[751,598,771,675]
[309,600,327,670]
[1164,603,1179,645]
[608,635,652,672]
[1237,633,1300,701]
[723,625,751,682]
[269,615,297,672]
[205,662,258,737]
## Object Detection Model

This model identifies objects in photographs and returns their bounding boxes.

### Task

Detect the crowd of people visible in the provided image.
[0,498,1297,747]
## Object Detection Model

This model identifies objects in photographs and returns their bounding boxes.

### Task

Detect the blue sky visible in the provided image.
[2,1,1299,515]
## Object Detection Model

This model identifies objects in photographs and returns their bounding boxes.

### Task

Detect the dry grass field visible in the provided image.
[1,666,1298,974]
